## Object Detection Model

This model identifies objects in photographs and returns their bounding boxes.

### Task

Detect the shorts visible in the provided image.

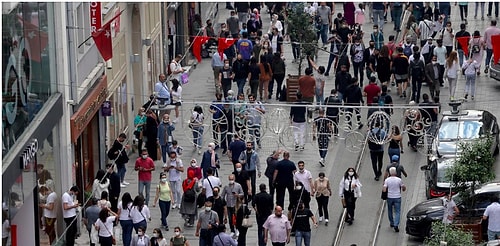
[394,74,408,83]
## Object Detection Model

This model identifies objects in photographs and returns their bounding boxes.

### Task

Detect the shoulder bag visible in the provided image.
[99,219,117,245]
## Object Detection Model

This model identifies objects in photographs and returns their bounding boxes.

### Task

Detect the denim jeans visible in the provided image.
[170,180,182,206]
[465,74,476,96]
[315,88,324,106]
[199,229,214,246]
[158,199,171,227]
[292,122,306,147]
[295,230,311,246]
[387,197,402,227]
[387,148,400,163]
[133,219,147,233]
[353,61,365,87]
[236,78,246,96]
[138,181,151,205]
[393,7,402,30]
[372,9,385,31]
[488,229,500,241]
[120,219,134,246]
[192,126,204,148]
[320,24,329,45]
[486,48,493,68]
[117,165,126,183]
[457,49,465,67]
[411,78,423,103]
[161,144,171,164]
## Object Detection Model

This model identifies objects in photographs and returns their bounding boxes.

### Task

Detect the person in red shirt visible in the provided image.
[299,67,316,120]
[363,76,381,105]
[135,149,156,205]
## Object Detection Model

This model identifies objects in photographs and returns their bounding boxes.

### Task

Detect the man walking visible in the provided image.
[83,198,100,246]
[369,121,386,181]
[135,149,155,205]
[408,52,425,103]
[484,20,500,74]
[106,163,121,212]
[233,162,252,203]
[483,196,500,240]
[195,201,220,246]
[107,133,130,187]
[253,184,274,246]
[313,109,334,166]
[316,2,332,47]
[164,151,183,209]
[62,186,80,246]
[383,155,408,180]
[383,167,406,232]
[228,134,246,166]
[263,206,292,246]
[293,161,315,195]
[238,141,261,201]
[221,174,244,233]
[290,92,308,151]
[265,150,281,200]
[425,55,441,99]
[157,113,175,165]
[273,151,297,208]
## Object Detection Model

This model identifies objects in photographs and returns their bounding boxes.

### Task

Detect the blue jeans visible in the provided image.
[235,78,246,96]
[320,24,329,45]
[158,199,171,227]
[138,181,151,205]
[192,126,204,148]
[315,88,324,106]
[457,49,465,67]
[295,230,311,246]
[160,144,171,164]
[486,48,493,68]
[120,219,134,246]
[488,229,500,241]
[117,165,126,183]
[373,9,385,31]
[387,148,400,162]
[387,197,402,227]
[353,61,365,87]
[133,219,147,233]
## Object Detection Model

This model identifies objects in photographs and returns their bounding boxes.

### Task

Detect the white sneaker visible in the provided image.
[319,216,323,222]
[177,204,181,209]
[120,184,126,188]
[122,181,130,185]
[325,219,329,223]
[172,204,177,209]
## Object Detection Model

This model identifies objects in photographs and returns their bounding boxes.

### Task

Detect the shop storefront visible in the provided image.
[70,75,108,198]
[2,2,62,245]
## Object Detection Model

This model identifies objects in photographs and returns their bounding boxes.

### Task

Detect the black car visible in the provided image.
[406,182,500,238]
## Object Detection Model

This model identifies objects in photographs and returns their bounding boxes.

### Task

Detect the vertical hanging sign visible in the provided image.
[90,2,101,33]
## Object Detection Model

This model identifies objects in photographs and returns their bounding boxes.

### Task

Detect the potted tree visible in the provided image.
[284,3,318,102]
[446,138,496,243]
[424,221,474,246]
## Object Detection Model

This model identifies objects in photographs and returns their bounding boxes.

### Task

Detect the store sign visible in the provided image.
[19,139,38,169]
[90,2,101,33]
[70,75,108,143]
[101,100,111,116]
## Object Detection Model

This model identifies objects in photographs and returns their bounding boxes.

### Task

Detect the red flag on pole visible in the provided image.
[18,16,48,62]
[457,36,470,58]
[492,35,500,65]
[92,10,123,61]
[217,38,237,60]
[193,36,210,62]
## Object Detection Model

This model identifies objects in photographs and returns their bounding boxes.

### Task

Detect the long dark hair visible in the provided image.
[121,192,133,209]
[250,56,258,66]
[133,195,145,212]
[343,167,359,179]
[95,169,107,184]
[392,125,401,136]
[171,79,180,92]
[153,228,164,239]
[260,55,271,74]
[194,105,203,114]
[99,208,109,222]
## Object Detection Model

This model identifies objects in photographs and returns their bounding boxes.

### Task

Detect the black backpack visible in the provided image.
[368,129,383,151]
[410,60,424,79]
[184,187,196,203]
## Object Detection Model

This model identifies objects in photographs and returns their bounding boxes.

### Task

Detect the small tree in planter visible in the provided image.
[424,221,475,246]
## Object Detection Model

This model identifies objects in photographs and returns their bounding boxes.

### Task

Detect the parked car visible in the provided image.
[489,59,500,82]
[428,103,500,163]
[421,157,457,199]
[406,182,500,238]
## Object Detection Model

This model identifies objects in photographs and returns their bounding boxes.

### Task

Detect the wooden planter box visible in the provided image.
[286,75,300,103]
[453,218,482,244]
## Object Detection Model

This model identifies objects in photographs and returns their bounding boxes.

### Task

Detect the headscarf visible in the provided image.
[182,169,196,192]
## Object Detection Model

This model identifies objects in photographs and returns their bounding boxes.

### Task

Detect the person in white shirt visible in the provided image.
[62,186,80,246]
[39,180,57,244]
[130,195,151,233]
[203,168,222,198]
[383,167,406,232]
[163,151,184,209]
[293,161,315,194]
[483,196,500,241]
[444,51,459,100]
[442,193,459,224]
[95,207,118,246]
[117,192,134,246]
[169,54,184,84]
[462,58,480,100]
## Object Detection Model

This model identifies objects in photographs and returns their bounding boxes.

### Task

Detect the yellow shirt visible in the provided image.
[158,182,172,201]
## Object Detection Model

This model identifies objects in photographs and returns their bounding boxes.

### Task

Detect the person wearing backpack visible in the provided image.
[368,121,387,181]
[469,30,485,76]
[402,37,414,57]
[383,155,408,180]
[409,52,425,103]
[180,170,200,227]
[455,23,471,67]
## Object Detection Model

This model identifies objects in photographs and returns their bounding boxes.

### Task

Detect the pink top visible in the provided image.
[355,8,365,25]
[263,215,291,243]
[484,26,500,49]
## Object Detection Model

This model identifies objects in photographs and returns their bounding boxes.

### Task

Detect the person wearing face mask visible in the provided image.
[163,151,184,209]
[150,228,167,246]
[181,170,201,227]
[153,173,174,231]
[263,206,292,245]
[62,186,81,246]
[425,55,441,99]
[350,37,366,87]
[232,53,250,96]
[371,24,384,50]
[289,181,311,213]
[130,226,150,246]
[154,74,171,107]
[314,173,332,226]
[207,187,227,227]
[157,113,175,165]
[196,201,220,246]
[339,168,362,225]
[233,162,252,204]
[290,200,317,246]
[135,149,156,205]
[134,108,147,151]
[221,174,244,234]
[421,37,436,64]
[218,59,234,99]
[293,161,315,195]
[107,133,130,187]
[169,227,190,246]
[187,159,202,181]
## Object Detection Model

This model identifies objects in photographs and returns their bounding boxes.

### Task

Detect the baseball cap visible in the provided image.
[392,155,399,161]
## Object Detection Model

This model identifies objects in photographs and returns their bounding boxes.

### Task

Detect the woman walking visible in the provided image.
[171,79,183,123]
[180,169,200,227]
[150,228,167,246]
[153,172,174,231]
[170,227,191,246]
[387,125,403,162]
[247,57,261,97]
[235,197,251,246]
[95,207,118,246]
[189,105,205,154]
[258,55,273,102]
[270,52,286,101]
[314,172,332,226]
[444,51,459,100]
[117,192,134,246]
[130,226,150,246]
[469,30,485,75]
[93,169,110,199]
[130,195,151,233]
[339,168,362,225]
[462,58,480,100]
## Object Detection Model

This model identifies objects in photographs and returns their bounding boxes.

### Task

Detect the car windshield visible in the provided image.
[437,165,452,183]
[439,120,483,140]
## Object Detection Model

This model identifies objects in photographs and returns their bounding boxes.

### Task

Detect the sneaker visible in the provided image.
[164,226,169,231]
[300,146,305,151]
[319,158,325,167]
[172,119,178,123]
[394,226,400,232]
[325,219,329,226]
[472,96,474,100]
[465,94,468,99]
[177,204,181,209]
[485,67,489,74]
[120,184,126,188]
[319,216,323,222]
[122,181,130,185]
[295,145,299,151]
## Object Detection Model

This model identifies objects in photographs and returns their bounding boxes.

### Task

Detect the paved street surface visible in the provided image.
[73,3,500,246]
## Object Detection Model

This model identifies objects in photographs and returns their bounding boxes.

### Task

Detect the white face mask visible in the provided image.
[348,171,355,176]
[161,178,167,182]
[229,180,235,185]
[175,232,181,236]
[138,232,144,236]
[236,167,242,172]
[142,155,148,159]
[432,61,437,65]
[191,163,196,167]
[296,186,302,190]
[163,120,169,123]
[153,233,158,238]
[263,45,268,49]
[205,207,212,212]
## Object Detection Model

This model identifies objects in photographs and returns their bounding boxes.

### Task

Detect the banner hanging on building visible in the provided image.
[90,2,101,33]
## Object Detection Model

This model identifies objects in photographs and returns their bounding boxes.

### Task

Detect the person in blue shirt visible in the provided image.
[210,94,225,150]
[368,121,387,181]
[154,74,171,106]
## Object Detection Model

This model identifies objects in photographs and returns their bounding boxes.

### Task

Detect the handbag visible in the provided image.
[99,220,117,245]
[381,190,388,200]
[242,216,253,228]
[181,72,189,84]
[90,223,99,244]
